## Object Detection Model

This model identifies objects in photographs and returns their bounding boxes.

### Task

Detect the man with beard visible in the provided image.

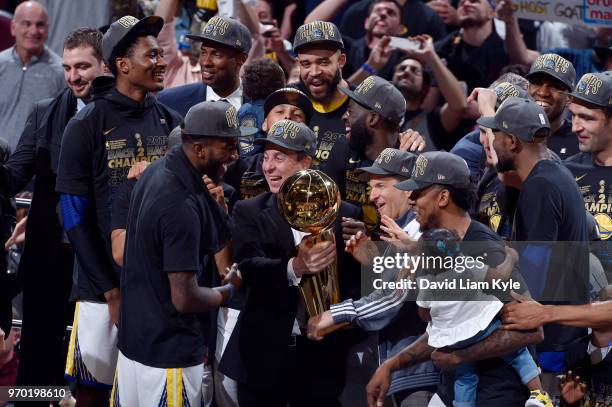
[156,16,252,117]
[219,119,363,407]
[0,27,106,393]
[305,0,406,82]
[115,101,242,406]
[564,72,612,274]
[392,34,467,151]
[367,151,545,406]
[339,75,407,233]
[291,21,352,192]
[434,0,509,93]
[478,97,589,399]
[56,15,181,405]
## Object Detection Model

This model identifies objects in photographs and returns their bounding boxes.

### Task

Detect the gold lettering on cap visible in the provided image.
[533,54,571,73]
[204,16,230,37]
[414,155,428,177]
[376,148,397,165]
[298,21,337,42]
[271,120,300,139]
[494,82,519,102]
[576,74,602,96]
[117,16,139,28]
[356,76,376,95]
[225,105,238,128]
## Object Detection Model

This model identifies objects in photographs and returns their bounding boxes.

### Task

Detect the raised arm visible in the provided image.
[305,0,351,24]
[496,0,539,66]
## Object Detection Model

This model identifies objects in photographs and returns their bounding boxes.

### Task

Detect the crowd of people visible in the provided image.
[0,0,611,406]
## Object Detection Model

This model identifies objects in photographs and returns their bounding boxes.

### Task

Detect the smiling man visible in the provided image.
[157,16,252,117]
[56,15,181,405]
[525,53,578,159]
[0,1,64,151]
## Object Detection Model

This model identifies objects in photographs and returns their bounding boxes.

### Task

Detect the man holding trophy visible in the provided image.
[219,119,363,406]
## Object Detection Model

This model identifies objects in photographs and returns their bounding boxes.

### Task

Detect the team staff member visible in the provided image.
[219,119,363,406]
[0,27,106,392]
[114,101,243,406]
[157,16,252,116]
[565,72,612,271]
[56,15,181,405]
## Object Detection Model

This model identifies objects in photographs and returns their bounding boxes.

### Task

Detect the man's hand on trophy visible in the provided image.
[293,240,336,277]
[342,217,366,241]
[306,310,334,341]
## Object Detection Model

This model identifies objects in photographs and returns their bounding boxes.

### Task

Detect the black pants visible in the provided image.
[16,247,74,397]
[238,382,342,407]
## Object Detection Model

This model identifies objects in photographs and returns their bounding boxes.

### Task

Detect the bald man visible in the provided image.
[0,1,64,151]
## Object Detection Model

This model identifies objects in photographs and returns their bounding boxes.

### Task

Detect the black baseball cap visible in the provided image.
[568,72,612,109]
[493,82,530,108]
[186,16,251,54]
[395,152,471,191]
[102,15,164,62]
[340,76,406,125]
[183,100,257,139]
[357,148,416,180]
[293,21,344,53]
[526,53,576,91]
[477,97,550,143]
[254,119,317,157]
[264,88,314,124]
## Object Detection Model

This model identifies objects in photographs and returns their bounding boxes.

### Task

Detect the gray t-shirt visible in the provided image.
[0,46,64,151]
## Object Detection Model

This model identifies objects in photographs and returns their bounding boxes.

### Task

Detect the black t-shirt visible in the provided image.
[547,120,579,161]
[56,88,181,301]
[339,0,447,42]
[345,155,379,233]
[435,29,508,94]
[342,37,402,82]
[513,159,589,355]
[118,146,231,368]
[291,82,351,192]
[564,335,612,406]
[565,152,612,273]
[474,167,518,240]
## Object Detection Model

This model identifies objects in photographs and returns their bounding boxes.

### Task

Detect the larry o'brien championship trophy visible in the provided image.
[277,169,341,317]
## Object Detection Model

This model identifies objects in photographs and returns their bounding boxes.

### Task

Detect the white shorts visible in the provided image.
[112,351,204,407]
[65,301,118,388]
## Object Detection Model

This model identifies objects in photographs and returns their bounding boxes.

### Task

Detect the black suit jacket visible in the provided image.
[219,191,362,394]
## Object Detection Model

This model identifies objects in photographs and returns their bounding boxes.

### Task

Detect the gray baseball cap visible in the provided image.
[254,119,317,157]
[183,100,257,139]
[340,76,406,125]
[357,148,417,180]
[102,15,164,62]
[264,88,314,123]
[568,72,612,109]
[186,16,251,54]
[526,53,576,91]
[493,82,530,108]
[293,21,344,53]
[477,97,550,142]
[395,152,471,191]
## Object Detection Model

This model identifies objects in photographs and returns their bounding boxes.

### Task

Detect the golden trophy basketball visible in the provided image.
[277,169,341,317]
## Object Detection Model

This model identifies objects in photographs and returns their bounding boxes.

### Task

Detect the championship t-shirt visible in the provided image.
[56,88,181,301]
[565,152,612,273]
